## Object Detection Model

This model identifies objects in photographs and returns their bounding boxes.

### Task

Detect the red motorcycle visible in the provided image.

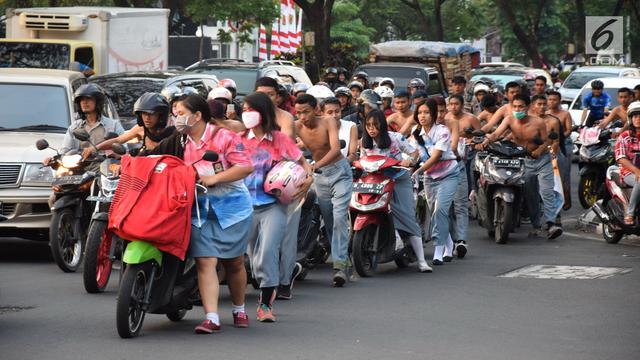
[350,155,416,277]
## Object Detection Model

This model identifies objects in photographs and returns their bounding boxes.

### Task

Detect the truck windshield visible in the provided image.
[357,66,429,90]
[0,83,69,132]
[0,42,71,70]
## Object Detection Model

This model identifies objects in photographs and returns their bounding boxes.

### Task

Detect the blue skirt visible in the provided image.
[189,211,252,259]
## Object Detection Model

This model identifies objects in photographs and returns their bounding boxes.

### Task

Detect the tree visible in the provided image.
[294,0,335,82]
[329,1,375,60]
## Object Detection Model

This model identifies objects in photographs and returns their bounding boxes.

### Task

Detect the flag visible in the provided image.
[286,0,297,53]
[270,18,280,58]
[296,7,303,48]
[279,0,290,54]
[259,24,268,61]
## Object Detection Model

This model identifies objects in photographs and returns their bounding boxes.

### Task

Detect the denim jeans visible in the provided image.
[524,153,557,228]
[450,162,469,242]
[425,166,460,246]
[313,159,353,270]
[465,150,476,195]
[280,203,302,286]
[623,173,640,217]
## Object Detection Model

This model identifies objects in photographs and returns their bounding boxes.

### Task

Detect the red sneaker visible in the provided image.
[194,320,221,334]
[233,311,249,328]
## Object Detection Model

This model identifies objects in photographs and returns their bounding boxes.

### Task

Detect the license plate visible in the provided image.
[86,195,112,203]
[353,182,384,194]
[493,159,521,168]
[52,175,84,186]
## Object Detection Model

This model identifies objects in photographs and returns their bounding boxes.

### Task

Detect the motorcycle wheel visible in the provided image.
[352,225,378,277]
[578,174,598,209]
[116,262,151,338]
[495,200,512,244]
[602,223,623,244]
[49,208,84,273]
[166,309,187,322]
[83,220,113,293]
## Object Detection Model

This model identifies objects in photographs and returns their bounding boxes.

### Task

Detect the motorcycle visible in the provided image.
[591,165,640,244]
[115,150,218,338]
[36,129,116,272]
[577,120,623,209]
[349,155,417,277]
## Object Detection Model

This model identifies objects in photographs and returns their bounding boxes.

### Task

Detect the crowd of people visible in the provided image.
[53,68,640,335]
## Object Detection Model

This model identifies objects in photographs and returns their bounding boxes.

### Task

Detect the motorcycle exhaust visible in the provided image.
[591,201,610,223]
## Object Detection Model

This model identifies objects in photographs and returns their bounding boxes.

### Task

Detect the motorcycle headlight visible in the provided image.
[22,164,55,186]
[100,176,119,193]
[485,161,502,183]
[61,154,82,169]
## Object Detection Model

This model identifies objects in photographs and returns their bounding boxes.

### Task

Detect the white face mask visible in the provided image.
[242,110,261,129]
[175,114,193,134]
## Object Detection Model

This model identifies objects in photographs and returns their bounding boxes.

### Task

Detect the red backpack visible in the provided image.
[108,155,196,260]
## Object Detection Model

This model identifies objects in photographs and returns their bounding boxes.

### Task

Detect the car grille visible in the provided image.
[1,203,17,216]
[0,164,24,187]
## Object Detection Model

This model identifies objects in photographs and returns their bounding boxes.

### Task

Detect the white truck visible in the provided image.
[1,6,169,75]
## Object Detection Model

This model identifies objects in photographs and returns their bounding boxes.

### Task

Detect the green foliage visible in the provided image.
[330,1,375,60]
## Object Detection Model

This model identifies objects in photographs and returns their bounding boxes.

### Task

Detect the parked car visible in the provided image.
[353,62,447,98]
[558,66,640,106]
[185,59,312,99]
[0,68,119,240]
[470,67,552,92]
[165,73,218,96]
[478,62,525,69]
[568,77,640,125]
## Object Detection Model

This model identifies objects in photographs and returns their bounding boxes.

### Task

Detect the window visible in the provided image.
[0,83,70,130]
[428,73,443,96]
[74,47,94,69]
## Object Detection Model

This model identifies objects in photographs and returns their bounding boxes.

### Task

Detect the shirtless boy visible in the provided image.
[386,90,414,136]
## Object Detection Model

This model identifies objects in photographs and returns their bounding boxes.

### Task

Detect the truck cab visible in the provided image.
[0,38,96,72]
[353,62,446,97]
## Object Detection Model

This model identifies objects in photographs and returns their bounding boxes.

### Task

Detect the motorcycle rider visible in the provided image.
[412,99,460,265]
[323,67,344,90]
[293,82,311,98]
[206,88,246,133]
[379,77,395,90]
[374,85,395,118]
[471,83,490,115]
[599,87,634,130]
[581,80,611,127]
[335,86,357,118]
[294,94,354,285]
[533,76,548,97]
[480,94,563,239]
[412,90,428,111]
[361,109,431,272]
[352,71,370,89]
[546,91,574,209]
[344,89,383,137]
[337,67,349,84]
[218,78,243,119]
[322,97,358,163]
[481,81,522,132]
[477,93,499,127]
[348,81,365,103]
[387,89,415,136]
[407,78,426,97]
[613,101,640,225]
[45,84,124,165]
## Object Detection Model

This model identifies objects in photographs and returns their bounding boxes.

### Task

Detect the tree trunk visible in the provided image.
[494,0,543,67]
[575,0,585,55]
[400,0,430,40]
[612,0,625,15]
[295,0,335,82]
[434,0,444,41]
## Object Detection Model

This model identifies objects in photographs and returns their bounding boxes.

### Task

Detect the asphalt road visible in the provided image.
[1,163,639,360]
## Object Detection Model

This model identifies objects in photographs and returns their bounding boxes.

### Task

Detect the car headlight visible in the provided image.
[22,164,55,186]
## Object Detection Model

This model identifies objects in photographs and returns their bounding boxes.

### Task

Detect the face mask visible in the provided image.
[175,114,193,134]
[242,110,261,129]
[513,111,527,120]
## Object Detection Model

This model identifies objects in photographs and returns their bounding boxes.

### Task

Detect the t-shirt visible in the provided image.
[362,132,415,178]
[241,130,303,206]
[614,130,640,177]
[582,91,612,121]
[412,124,458,179]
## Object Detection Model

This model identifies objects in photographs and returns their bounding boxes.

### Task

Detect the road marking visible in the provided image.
[499,265,631,279]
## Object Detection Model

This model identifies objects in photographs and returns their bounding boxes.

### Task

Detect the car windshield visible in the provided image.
[190,68,256,96]
[0,42,71,69]
[470,74,522,87]
[0,83,69,131]
[571,88,619,110]
[91,77,166,117]
[357,67,428,90]
[563,72,615,89]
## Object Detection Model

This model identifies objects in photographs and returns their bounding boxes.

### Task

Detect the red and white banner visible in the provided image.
[279,0,291,54]
[270,18,281,58]
[258,24,268,61]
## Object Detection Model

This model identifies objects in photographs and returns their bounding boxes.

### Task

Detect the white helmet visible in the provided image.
[374,85,395,99]
[207,87,233,102]
[306,84,335,101]
[628,101,640,118]
[474,83,490,95]
[379,77,395,89]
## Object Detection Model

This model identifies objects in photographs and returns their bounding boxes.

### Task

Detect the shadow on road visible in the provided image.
[0,238,52,263]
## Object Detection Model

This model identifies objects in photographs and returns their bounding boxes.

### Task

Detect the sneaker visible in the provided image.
[454,241,467,258]
[432,259,444,266]
[332,269,347,287]
[256,304,276,322]
[418,261,433,273]
[194,320,221,334]
[443,256,453,262]
[232,311,249,328]
[277,262,303,300]
[528,228,542,238]
[547,224,563,240]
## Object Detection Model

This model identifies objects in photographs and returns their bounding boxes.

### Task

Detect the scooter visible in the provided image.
[591,165,640,244]
[349,155,416,277]
[36,129,116,273]
[115,150,218,338]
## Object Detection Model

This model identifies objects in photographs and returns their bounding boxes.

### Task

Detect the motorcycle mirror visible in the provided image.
[72,128,91,142]
[35,139,49,151]
[201,150,219,163]
[533,135,544,145]
[111,143,127,156]
[472,130,485,137]
[340,139,346,149]
[612,119,624,128]
[548,131,559,140]
[104,132,119,140]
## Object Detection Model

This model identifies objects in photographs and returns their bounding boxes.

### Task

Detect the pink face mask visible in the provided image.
[242,110,261,129]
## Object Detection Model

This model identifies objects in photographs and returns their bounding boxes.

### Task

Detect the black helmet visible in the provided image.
[133,92,170,128]
[325,67,338,76]
[357,89,382,110]
[408,78,426,89]
[348,81,364,91]
[74,83,106,119]
[337,67,349,76]
[353,71,369,83]
[334,86,351,98]
[591,80,604,89]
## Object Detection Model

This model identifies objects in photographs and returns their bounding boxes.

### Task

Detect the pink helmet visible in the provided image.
[264,161,307,204]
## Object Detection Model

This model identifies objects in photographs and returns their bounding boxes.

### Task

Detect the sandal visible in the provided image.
[624,215,634,225]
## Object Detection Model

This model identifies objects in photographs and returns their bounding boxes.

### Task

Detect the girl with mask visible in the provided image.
[240,92,313,323]
[153,94,255,334]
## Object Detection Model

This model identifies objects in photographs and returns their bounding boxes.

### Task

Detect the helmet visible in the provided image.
[379,77,395,89]
[627,101,640,118]
[325,67,338,76]
[207,87,233,103]
[74,83,106,119]
[337,67,349,76]
[306,84,335,101]
[218,78,237,97]
[161,86,198,103]
[374,85,394,99]
[357,89,382,110]
[353,71,369,83]
[334,86,351,98]
[371,77,383,87]
[408,78,426,89]
[293,82,310,96]
[133,92,170,128]
[591,80,604,89]
[474,83,490,95]
[348,81,364,91]
[263,161,308,204]
[550,68,560,77]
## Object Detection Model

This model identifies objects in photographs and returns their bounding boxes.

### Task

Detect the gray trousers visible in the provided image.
[425,167,460,246]
[524,153,556,228]
[247,202,288,288]
[280,203,302,286]
[450,162,469,242]
[623,173,640,217]
[314,159,353,269]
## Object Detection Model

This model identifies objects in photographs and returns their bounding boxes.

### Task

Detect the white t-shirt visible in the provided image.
[339,119,355,158]
[413,124,458,179]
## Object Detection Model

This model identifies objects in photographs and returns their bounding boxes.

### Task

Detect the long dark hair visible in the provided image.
[175,94,210,122]
[243,92,280,134]
[362,109,391,149]
[412,98,438,146]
